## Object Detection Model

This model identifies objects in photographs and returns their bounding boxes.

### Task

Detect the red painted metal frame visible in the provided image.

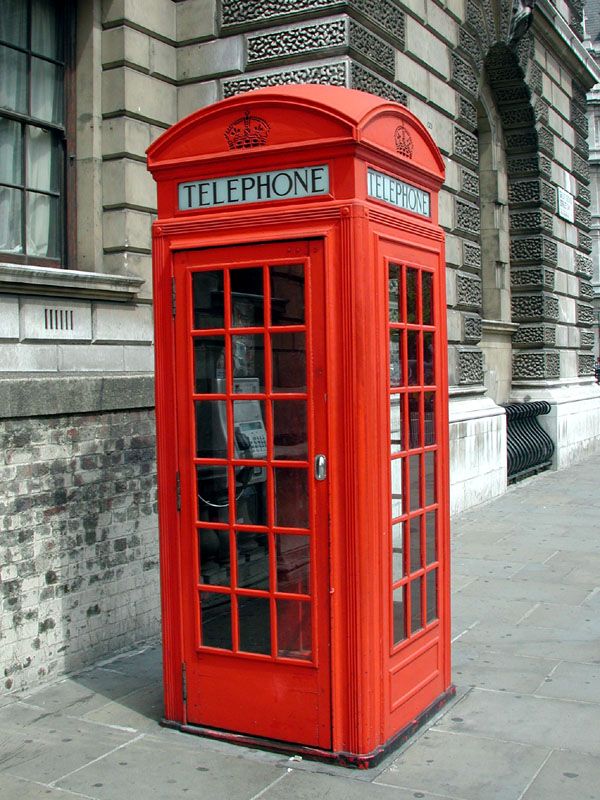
[148,84,451,763]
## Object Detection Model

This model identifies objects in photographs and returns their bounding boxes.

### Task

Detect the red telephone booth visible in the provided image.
[147,84,453,767]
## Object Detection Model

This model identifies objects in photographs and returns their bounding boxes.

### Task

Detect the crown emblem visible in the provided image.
[394,122,414,158]
[224,110,271,150]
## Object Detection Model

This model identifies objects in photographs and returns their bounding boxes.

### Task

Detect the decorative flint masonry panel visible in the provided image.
[503,401,554,483]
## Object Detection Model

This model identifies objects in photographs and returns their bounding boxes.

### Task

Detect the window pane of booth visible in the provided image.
[277,600,311,660]
[200,592,232,650]
[233,400,266,459]
[390,394,403,453]
[390,457,403,519]
[409,516,422,572]
[406,267,418,324]
[409,454,421,511]
[408,392,421,448]
[393,586,406,643]
[238,595,271,655]
[276,534,310,594]
[196,400,227,458]
[271,332,306,393]
[194,336,225,393]
[389,329,402,387]
[425,451,436,506]
[235,476,267,526]
[423,331,434,385]
[193,270,224,329]
[198,529,230,586]
[231,267,263,327]
[232,335,264,392]
[426,511,437,563]
[426,569,438,623]
[424,392,436,445]
[196,466,229,524]
[236,530,269,590]
[422,271,433,325]
[270,264,304,325]
[388,263,401,322]
[411,577,423,633]
[407,330,419,385]
[274,468,308,528]
[392,521,404,581]
[273,400,307,461]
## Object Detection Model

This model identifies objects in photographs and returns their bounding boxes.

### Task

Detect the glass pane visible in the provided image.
[197,466,229,524]
[390,394,402,453]
[390,457,403,519]
[198,529,230,586]
[193,270,224,329]
[194,336,225,393]
[234,400,266,460]
[200,592,232,650]
[270,264,304,325]
[411,577,423,633]
[409,516,422,572]
[236,530,269,590]
[393,586,406,643]
[275,468,308,528]
[407,330,419,385]
[273,400,307,461]
[277,599,311,660]
[389,329,402,387]
[276,534,310,594]
[235,476,267,526]
[196,400,227,459]
[424,392,436,446]
[392,521,404,582]
[0,46,27,114]
[31,58,63,125]
[0,186,23,253]
[426,511,437,564]
[0,0,27,47]
[426,568,438,623]
[409,454,421,511]
[406,268,418,323]
[425,451,436,506]
[423,332,434,386]
[408,393,421,449]
[388,263,401,322]
[422,271,433,325]
[232,335,264,392]
[26,192,60,258]
[271,332,306,393]
[31,0,62,60]
[231,267,263,327]
[0,118,22,184]
[238,595,271,655]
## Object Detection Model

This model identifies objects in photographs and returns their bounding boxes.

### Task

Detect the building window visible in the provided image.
[0,0,73,267]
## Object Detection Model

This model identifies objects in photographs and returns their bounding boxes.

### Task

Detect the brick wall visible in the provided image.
[0,408,160,693]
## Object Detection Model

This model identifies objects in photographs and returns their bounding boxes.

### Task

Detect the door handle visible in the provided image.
[315,454,327,481]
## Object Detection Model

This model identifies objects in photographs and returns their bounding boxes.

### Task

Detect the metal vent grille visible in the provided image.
[44,308,74,331]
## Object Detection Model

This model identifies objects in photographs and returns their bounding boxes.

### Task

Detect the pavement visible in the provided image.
[2,455,600,800]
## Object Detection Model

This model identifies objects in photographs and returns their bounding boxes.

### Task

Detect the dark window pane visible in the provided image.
[409,454,421,511]
[31,0,62,60]
[393,586,406,643]
[26,192,60,258]
[0,0,27,47]
[271,332,306,393]
[391,457,403,519]
[406,268,418,323]
[277,599,311,660]
[200,592,232,650]
[238,595,271,655]
[408,392,421,449]
[196,400,227,459]
[236,530,269,590]
[274,468,308,528]
[388,263,401,323]
[390,394,403,453]
[270,264,304,325]
[407,330,419,385]
[235,475,267,526]
[198,529,230,586]
[425,451,436,506]
[193,270,224,329]
[276,534,310,594]
[194,336,225,393]
[273,400,307,461]
[0,118,22,184]
[0,46,27,114]
[426,511,437,564]
[426,569,438,623]
[411,577,423,633]
[422,271,433,325]
[197,466,229,524]
[231,267,263,327]
[31,58,63,124]
[423,332,434,385]
[232,335,264,392]
[389,329,402,387]
[424,392,436,446]
[392,521,404,582]
[409,516,422,572]
[0,186,23,253]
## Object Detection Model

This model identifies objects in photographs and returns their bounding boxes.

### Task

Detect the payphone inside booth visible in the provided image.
[148,85,453,767]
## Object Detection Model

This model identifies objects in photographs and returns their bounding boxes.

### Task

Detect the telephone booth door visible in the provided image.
[173,239,331,748]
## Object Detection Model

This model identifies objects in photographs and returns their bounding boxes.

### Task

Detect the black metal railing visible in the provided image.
[503,401,554,483]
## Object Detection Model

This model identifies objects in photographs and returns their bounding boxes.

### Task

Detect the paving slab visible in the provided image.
[458,576,592,605]
[452,643,558,694]
[375,728,550,800]
[521,750,600,800]
[452,556,527,579]
[533,660,600,703]
[80,681,164,732]
[0,772,81,799]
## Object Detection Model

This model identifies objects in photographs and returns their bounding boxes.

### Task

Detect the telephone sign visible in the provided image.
[148,84,452,768]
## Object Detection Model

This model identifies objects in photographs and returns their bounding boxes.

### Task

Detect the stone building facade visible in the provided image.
[2,0,600,692]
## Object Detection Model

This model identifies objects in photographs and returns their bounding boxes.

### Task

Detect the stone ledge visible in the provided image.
[0,263,144,301]
[0,373,155,419]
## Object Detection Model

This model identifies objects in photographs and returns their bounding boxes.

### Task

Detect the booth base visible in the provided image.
[160,685,456,770]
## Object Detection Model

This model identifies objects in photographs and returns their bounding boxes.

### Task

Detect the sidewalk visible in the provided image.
[2,455,600,800]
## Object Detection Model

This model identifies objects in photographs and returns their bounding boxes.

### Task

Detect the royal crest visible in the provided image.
[224,110,271,149]
[394,122,414,159]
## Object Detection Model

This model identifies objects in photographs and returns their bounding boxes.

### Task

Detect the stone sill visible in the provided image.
[0,263,144,302]
[0,373,155,418]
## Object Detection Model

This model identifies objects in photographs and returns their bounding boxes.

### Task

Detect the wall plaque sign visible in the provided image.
[556,187,574,223]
